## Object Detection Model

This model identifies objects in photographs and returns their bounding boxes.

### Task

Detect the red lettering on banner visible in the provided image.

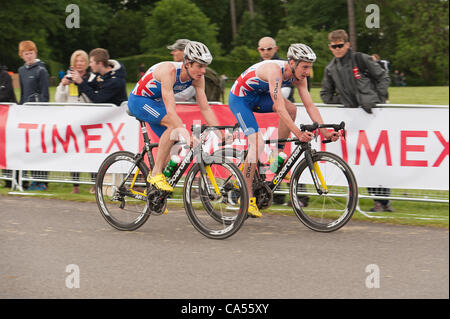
[105,123,125,153]
[400,130,428,167]
[18,123,39,153]
[81,124,102,153]
[0,105,10,168]
[52,124,80,153]
[433,131,449,167]
[41,124,47,153]
[355,130,392,166]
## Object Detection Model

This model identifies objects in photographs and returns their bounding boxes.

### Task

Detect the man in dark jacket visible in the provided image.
[18,41,49,104]
[320,29,393,212]
[0,66,17,103]
[72,48,127,106]
[320,30,390,114]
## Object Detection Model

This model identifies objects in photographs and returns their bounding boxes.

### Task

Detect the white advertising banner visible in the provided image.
[295,107,449,190]
[0,103,448,190]
[2,104,140,172]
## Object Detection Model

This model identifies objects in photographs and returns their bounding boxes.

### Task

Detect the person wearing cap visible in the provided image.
[167,39,196,102]
[128,41,221,193]
[227,43,340,217]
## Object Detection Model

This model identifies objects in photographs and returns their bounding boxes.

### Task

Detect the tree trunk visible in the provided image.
[248,0,254,18]
[230,0,237,40]
[347,0,357,51]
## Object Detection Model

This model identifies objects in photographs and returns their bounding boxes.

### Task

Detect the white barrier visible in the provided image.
[0,102,448,203]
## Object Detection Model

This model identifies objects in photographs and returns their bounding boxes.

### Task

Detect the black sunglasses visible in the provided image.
[330,43,345,49]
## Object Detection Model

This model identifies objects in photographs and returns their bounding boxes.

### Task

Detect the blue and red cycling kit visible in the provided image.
[228,60,294,136]
[128,62,193,137]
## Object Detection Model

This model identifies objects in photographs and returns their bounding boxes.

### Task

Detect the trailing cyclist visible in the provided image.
[228,43,339,217]
[128,41,221,194]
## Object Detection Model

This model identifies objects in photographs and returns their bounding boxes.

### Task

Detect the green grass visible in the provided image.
[1,181,448,229]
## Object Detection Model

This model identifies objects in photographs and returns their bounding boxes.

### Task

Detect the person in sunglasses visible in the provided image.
[228,43,339,217]
[321,29,393,213]
[320,29,390,114]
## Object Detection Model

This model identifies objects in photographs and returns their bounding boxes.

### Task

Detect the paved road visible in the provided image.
[0,196,448,299]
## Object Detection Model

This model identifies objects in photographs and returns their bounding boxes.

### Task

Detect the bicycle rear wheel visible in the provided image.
[289,151,358,232]
[183,161,248,239]
[95,151,151,231]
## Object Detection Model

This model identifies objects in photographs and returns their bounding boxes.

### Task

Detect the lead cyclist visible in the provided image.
[227,43,340,217]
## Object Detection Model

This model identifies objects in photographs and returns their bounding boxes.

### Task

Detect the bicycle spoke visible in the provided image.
[96,152,150,231]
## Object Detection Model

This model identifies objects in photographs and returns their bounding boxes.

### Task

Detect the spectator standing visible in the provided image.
[1,65,17,189]
[55,49,95,194]
[18,40,50,191]
[320,30,393,212]
[392,70,401,86]
[400,72,407,86]
[371,54,390,103]
[70,48,127,193]
[0,65,17,103]
[72,48,127,106]
[55,50,94,103]
[18,40,49,104]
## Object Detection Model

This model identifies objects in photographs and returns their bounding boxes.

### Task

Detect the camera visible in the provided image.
[66,67,73,81]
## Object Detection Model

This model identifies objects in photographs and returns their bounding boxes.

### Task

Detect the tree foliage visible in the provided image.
[232,11,270,48]
[0,0,447,84]
[140,0,221,56]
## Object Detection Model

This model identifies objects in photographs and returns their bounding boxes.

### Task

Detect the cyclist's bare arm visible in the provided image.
[156,63,184,127]
[258,63,309,141]
[296,78,339,141]
[193,76,223,140]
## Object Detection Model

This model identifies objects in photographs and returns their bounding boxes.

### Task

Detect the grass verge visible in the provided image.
[1,182,448,229]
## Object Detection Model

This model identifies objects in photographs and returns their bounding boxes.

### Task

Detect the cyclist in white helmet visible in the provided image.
[128,41,221,193]
[228,43,339,217]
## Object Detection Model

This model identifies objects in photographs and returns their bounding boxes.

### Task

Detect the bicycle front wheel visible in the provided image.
[183,161,248,239]
[95,151,151,231]
[289,151,358,232]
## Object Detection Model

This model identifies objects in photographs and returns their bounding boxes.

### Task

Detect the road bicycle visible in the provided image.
[213,121,358,232]
[95,116,248,240]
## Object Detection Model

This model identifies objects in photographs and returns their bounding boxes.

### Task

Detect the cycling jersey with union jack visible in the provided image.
[131,62,192,99]
[230,60,294,97]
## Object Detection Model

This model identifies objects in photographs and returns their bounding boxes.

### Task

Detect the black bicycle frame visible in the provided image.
[255,137,324,195]
[138,120,220,198]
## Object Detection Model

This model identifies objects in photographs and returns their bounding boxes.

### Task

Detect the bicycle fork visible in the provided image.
[305,151,328,195]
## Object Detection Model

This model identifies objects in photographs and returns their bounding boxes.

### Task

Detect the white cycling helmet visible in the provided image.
[184,41,213,65]
[287,43,316,62]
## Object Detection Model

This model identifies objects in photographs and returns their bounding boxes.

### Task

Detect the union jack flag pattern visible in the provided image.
[131,62,192,99]
[230,60,293,97]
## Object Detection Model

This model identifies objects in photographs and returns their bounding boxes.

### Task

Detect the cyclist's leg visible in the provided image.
[128,94,174,192]
[228,94,262,197]
[228,94,264,217]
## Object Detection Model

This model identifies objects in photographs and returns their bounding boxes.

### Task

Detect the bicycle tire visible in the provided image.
[289,151,358,232]
[95,151,151,231]
[183,160,249,239]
